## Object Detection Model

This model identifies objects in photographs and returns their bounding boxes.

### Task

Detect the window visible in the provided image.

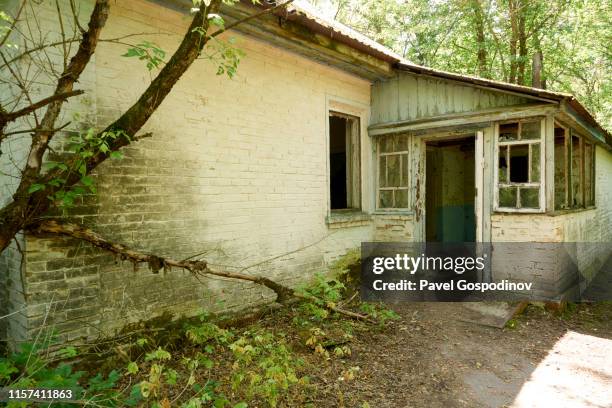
[495,119,544,211]
[554,127,568,210]
[553,124,595,209]
[329,112,360,210]
[377,135,409,209]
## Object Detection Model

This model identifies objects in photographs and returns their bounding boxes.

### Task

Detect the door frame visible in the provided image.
[418,131,485,243]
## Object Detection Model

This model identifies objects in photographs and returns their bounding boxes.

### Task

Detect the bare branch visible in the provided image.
[1,90,84,125]
[0,0,26,48]
[16,0,109,192]
[29,220,373,323]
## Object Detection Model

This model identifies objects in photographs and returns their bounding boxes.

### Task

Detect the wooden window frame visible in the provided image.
[493,118,546,213]
[554,122,596,210]
[375,134,410,211]
[329,111,361,211]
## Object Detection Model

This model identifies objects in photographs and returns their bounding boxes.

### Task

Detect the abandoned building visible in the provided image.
[1,0,611,347]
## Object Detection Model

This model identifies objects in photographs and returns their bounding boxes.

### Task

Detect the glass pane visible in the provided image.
[395,189,408,208]
[387,154,400,187]
[499,187,517,208]
[554,128,567,210]
[585,143,593,206]
[379,156,387,188]
[530,143,540,182]
[520,187,540,208]
[401,154,409,187]
[499,122,518,142]
[509,144,529,183]
[379,190,393,208]
[396,136,408,152]
[499,146,508,183]
[379,137,393,153]
[571,135,583,207]
[521,121,541,140]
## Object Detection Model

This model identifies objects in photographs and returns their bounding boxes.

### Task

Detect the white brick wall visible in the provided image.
[490,145,612,295]
[9,0,374,344]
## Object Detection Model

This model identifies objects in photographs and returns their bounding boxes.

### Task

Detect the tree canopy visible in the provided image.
[314,0,611,130]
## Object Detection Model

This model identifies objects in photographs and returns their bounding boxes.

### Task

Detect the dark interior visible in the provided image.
[329,116,348,209]
[426,136,476,242]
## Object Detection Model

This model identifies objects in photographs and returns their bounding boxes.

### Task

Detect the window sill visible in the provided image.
[493,209,545,214]
[326,210,372,229]
[493,206,597,216]
[372,210,415,216]
[547,207,597,216]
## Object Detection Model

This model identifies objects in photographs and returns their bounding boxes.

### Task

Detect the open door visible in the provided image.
[475,131,485,243]
[425,135,476,242]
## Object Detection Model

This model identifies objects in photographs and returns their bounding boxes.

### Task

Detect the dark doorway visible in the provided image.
[329,115,347,209]
[425,136,476,242]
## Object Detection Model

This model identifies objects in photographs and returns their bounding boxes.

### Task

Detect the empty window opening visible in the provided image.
[571,134,583,207]
[329,113,360,210]
[554,126,568,210]
[509,145,529,182]
[553,124,595,210]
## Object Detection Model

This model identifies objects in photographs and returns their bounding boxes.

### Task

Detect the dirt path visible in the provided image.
[312,302,612,408]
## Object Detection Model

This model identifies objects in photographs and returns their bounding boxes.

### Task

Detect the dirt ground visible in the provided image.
[295,302,612,408]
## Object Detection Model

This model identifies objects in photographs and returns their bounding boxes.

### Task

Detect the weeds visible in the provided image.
[0,250,400,407]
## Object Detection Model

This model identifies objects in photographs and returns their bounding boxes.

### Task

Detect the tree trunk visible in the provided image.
[0,0,221,253]
[516,0,527,85]
[508,0,518,83]
[0,0,111,252]
[470,0,489,78]
[531,50,544,88]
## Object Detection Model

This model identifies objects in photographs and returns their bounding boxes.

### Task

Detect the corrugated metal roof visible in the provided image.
[287,1,407,63]
[277,1,610,142]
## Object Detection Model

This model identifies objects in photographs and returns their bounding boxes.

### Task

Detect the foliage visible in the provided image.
[0,250,399,407]
[121,41,166,71]
[296,272,345,321]
[317,0,611,130]
[28,128,129,210]
[0,10,18,50]
[0,336,121,407]
[228,330,307,407]
[358,303,400,326]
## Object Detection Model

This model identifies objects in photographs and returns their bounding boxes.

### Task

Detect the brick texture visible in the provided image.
[2,0,373,345]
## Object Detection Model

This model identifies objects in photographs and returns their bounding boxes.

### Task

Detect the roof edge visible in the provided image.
[396,62,611,143]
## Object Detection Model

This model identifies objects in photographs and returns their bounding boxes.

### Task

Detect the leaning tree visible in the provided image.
[0,0,368,320]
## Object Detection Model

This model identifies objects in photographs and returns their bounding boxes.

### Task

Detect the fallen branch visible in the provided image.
[29,220,373,323]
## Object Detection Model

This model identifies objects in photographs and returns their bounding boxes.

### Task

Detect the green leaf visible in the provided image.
[145,347,171,361]
[58,346,78,358]
[110,151,124,160]
[208,14,225,29]
[28,184,45,193]
[127,362,139,375]
[80,175,94,187]
[48,178,64,188]
[233,403,248,408]
[122,48,142,58]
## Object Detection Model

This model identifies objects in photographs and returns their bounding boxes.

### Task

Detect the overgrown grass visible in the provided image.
[0,251,399,407]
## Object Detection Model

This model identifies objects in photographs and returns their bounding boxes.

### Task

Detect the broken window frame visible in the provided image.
[553,122,596,210]
[494,118,545,212]
[329,111,361,211]
[376,134,410,210]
